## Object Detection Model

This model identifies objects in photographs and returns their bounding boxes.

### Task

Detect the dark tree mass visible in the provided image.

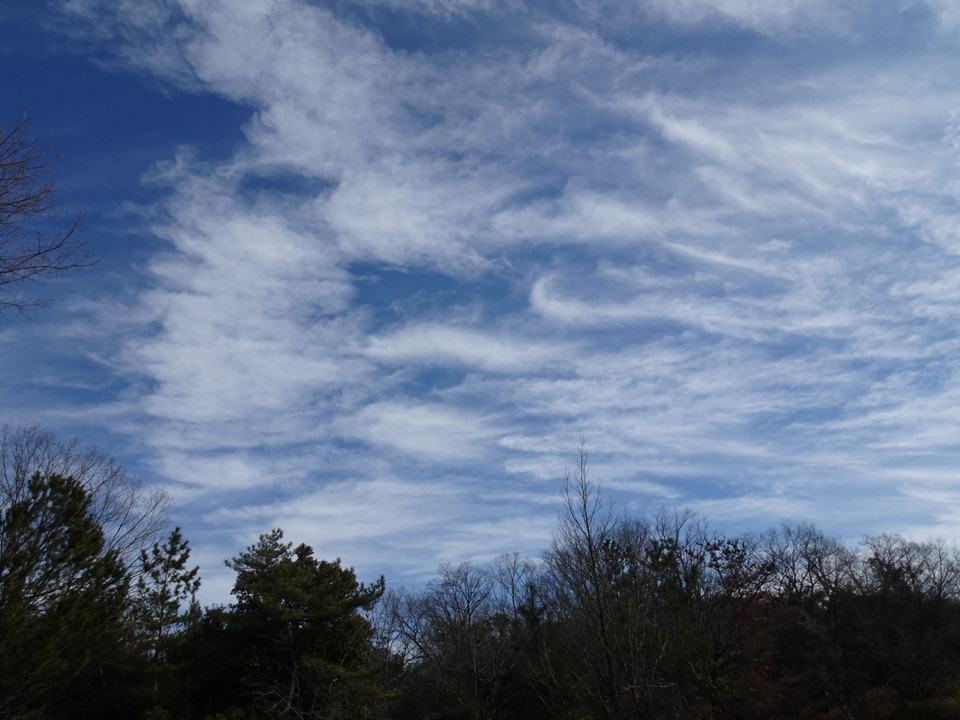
[6,438,960,719]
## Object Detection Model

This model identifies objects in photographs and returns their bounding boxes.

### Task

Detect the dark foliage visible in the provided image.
[8,445,960,719]
[0,473,130,719]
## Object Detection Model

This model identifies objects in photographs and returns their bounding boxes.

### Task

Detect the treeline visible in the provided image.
[6,433,960,719]
[379,456,960,720]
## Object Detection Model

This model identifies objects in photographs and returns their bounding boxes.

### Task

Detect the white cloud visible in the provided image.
[366,324,568,373]
[640,0,856,35]
[917,0,960,31]
[337,401,502,461]
[21,0,960,599]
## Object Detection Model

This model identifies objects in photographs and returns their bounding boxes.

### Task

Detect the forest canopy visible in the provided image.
[5,436,960,719]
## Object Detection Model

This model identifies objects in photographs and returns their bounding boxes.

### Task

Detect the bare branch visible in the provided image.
[0,425,170,570]
[0,113,93,317]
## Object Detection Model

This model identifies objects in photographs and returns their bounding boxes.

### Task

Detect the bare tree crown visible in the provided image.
[0,113,91,316]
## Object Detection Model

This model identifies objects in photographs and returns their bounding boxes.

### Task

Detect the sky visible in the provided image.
[4,0,960,603]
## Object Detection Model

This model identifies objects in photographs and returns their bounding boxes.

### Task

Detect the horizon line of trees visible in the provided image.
[6,429,960,719]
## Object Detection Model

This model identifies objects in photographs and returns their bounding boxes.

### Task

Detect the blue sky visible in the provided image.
[5,0,960,602]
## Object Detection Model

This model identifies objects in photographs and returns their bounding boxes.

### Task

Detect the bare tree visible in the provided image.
[0,113,91,316]
[760,520,855,608]
[543,444,624,719]
[0,425,170,569]
[490,551,540,621]
[855,534,960,699]
[544,448,719,719]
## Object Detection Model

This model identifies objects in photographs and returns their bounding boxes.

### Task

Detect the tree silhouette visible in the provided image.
[0,113,91,316]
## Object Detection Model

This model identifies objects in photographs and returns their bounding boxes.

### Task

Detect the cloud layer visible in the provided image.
[15,0,960,598]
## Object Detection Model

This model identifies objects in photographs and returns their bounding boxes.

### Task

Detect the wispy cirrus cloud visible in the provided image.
[11,0,960,600]
[366,324,569,372]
